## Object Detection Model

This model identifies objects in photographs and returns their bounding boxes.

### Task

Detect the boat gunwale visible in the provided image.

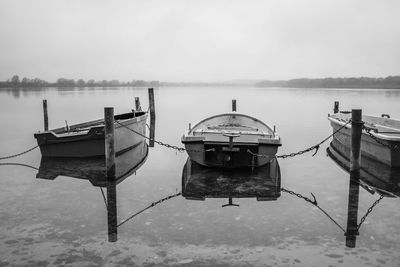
[35,112,148,139]
[188,113,276,136]
[328,115,400,142]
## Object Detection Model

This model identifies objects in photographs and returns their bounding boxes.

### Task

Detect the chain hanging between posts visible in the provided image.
[115,121,214,153]
[249,120,352,160]
[0,145,39,160]
[357,195,384,230]
[117,192,181,228]
[281,187,346,233]
[0,162,39,171]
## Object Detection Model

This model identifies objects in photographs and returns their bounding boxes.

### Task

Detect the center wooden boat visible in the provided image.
[328,112,400,167]
[182,113,281,168]
[34,111,147,158]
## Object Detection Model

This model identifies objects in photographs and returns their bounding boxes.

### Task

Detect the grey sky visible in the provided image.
[0,0,399,82]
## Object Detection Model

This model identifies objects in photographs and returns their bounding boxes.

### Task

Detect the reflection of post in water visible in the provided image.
[105,107,118,242]
[148,88,156,147]
[345,109,362,248]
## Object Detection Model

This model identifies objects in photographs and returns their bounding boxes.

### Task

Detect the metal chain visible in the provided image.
[249,120,352,160]
[357,195,384,230]
[0,162,39,171]
[363,127,400,150]
[115,121,215,153]
[281,187,346,233]
[117,192,181,228]
[0,145,39,160]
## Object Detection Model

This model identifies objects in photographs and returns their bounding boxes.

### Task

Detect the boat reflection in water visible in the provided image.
[182,157,281,207]
[36,141,149,242]
[327,141,400,248]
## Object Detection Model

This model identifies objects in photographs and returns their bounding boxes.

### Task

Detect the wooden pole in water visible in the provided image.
[43,99,48,131]
[334,101,339,114]
[148,88,155,147]
[135,97,142,111]
[104,107,117,242]
[232,99,237,112]
[345,109,362,247]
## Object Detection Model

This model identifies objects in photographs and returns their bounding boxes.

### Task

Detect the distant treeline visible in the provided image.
[2,74,400,89]
[256,76,400,89]
[0,75,160,88]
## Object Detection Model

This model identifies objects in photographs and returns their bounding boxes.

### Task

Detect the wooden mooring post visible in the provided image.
[135,97,142,111]
[43,99,49,131]
[148,88,155,147]
[232,99,237,112]
[345,109,362,248]
[334,101,339,114]
[104,107,117,242]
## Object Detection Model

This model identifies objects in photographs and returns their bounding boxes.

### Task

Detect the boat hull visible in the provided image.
[34,112,147,157]
[184,142,279,168]
[330,119,400,167]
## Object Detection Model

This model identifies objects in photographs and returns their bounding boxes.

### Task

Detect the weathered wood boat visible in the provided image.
[328,113,400,167]
[327,142,400,198]
[182,157,281,204]
[36,141,149,187]
[181,113,281,168]
[34,111,147,157]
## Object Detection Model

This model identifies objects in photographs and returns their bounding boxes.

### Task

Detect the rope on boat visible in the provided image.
[0,145,39,160]
[249,120,352,160]
[115,121,215,153]
[281,187,346,233]
[117,191,181,228]
[0,162,39,171]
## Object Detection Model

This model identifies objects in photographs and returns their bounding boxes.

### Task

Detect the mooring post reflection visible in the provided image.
[345,177,360,248]
[148,88,156,148]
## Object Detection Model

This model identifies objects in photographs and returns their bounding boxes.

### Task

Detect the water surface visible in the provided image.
[0,86,399,266]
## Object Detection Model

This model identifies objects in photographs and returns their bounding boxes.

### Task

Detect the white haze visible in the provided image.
[0,0,399,82]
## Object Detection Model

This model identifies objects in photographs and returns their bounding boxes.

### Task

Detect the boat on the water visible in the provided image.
[34,111,147,157]
[181,113,281,168]
[328,112,400,167]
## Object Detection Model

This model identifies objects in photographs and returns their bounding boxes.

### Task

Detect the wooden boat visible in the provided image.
[34,111,147,157]
[328,113,400,167]
[182,157,281,204]
[327,142,400,198]
[36,141,149,187]
[181,113,281,168]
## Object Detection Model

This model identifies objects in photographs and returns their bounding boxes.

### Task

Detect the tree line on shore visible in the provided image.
[1,74,400,89]
[0,75,160,88]
[255,76,400,89]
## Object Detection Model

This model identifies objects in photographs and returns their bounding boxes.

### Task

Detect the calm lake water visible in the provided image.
[0,86,399,266]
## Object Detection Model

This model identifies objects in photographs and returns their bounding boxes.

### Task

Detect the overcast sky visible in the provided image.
[0,0,399,82]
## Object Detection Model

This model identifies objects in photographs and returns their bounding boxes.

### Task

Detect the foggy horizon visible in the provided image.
[1,0,400,82]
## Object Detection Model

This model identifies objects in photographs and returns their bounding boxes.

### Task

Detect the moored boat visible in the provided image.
[328,113,400,167]
[181,113,281,168]
[34,111,147,157]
